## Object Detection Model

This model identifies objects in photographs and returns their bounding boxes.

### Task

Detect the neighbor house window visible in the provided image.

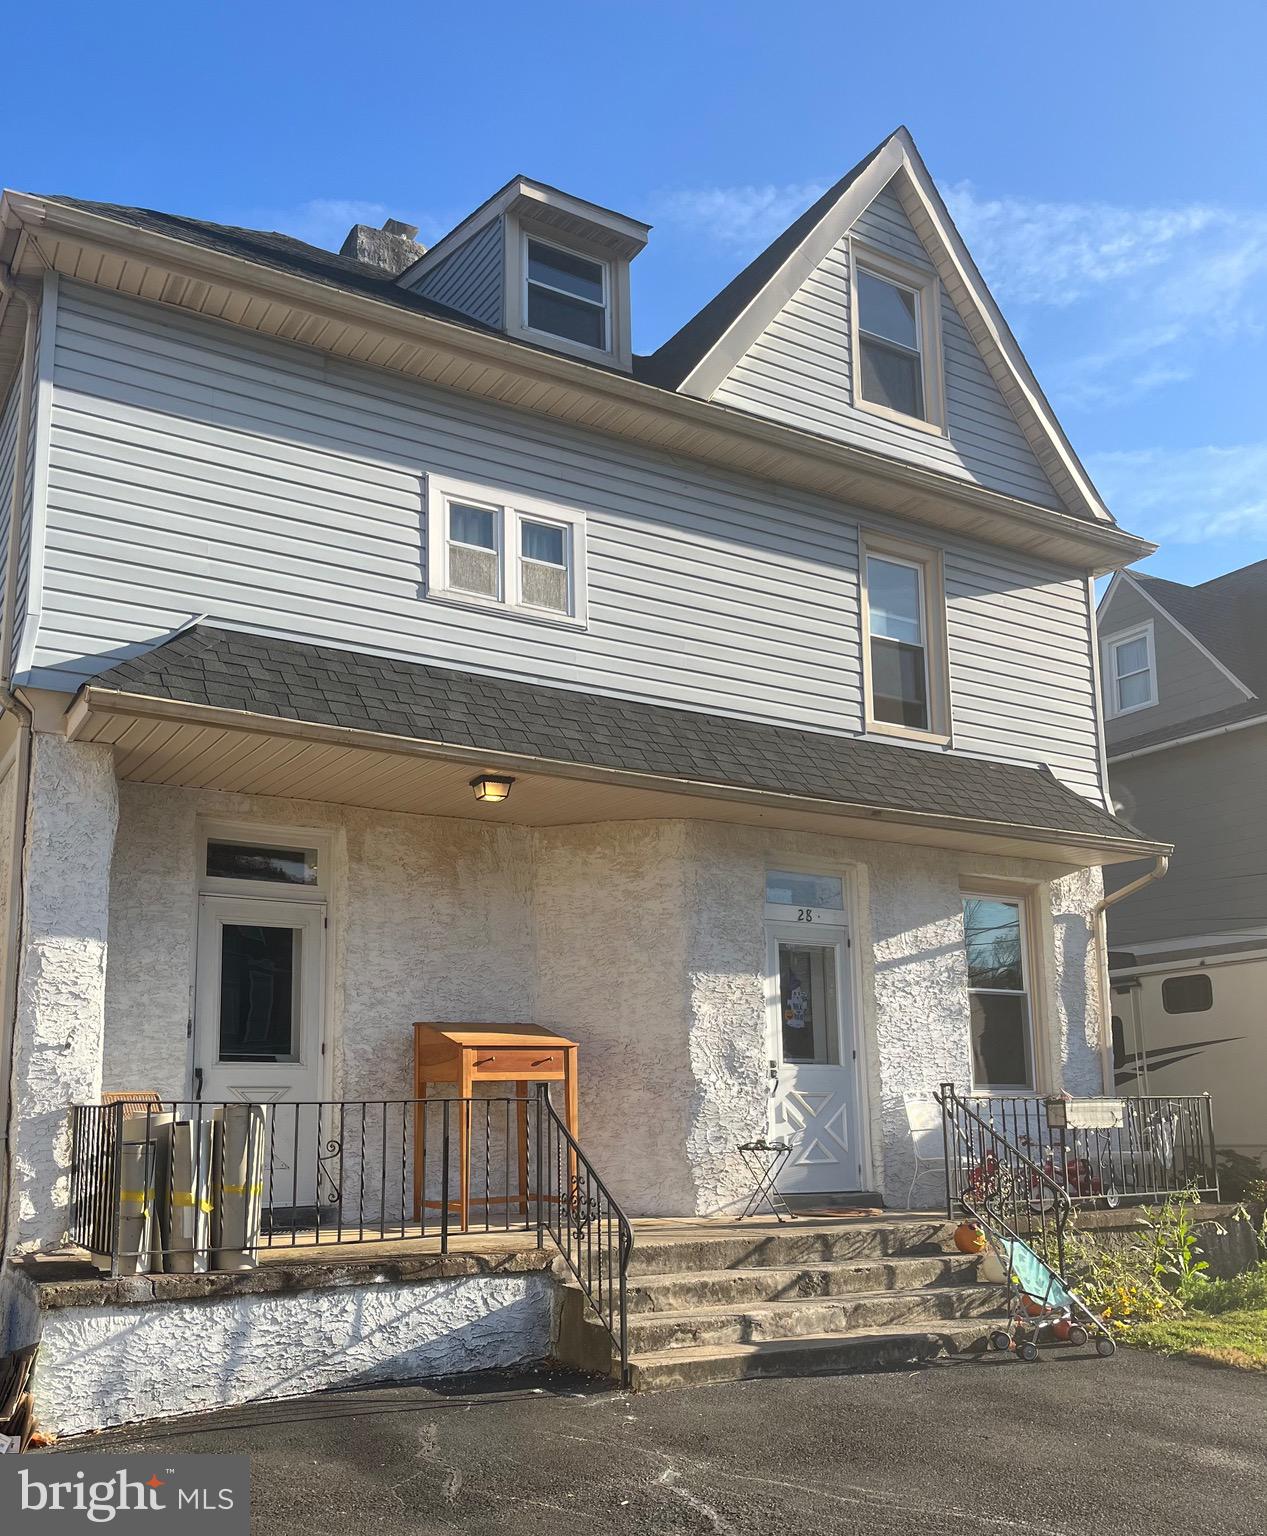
[862,536,948,739]
[426,474,587,625]
[524,237,609,351]
[1162,974,1213,1014]
[963,895,1035,1091]
[1104,624,1157,717]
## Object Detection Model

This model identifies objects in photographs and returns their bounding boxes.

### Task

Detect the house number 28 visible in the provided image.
[796,908,817,923]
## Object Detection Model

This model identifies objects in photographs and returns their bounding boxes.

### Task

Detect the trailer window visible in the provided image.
[1161,974,1213,1014]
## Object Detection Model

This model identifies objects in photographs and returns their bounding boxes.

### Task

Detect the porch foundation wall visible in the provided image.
[15,1267,555,1436]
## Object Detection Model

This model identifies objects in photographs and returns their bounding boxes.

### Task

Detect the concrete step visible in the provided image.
[627,1253,983,1313]
[627,1285,998,1353]
[628,1320,993,1391]
[628,1219,957,1276]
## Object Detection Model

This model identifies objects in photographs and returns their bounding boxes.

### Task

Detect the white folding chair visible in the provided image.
[904,1092,948,1208]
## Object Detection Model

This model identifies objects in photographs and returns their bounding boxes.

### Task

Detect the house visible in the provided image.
[1099,560,1267,1174]
[0,127,1177,1427]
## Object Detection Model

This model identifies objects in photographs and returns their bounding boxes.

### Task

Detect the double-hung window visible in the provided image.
[524,237,609,352]
[861,535,948,740]
[963,894,1036,1091]
[851,246,944,430]
[1104,624,1156,717]
[427,474,587,626]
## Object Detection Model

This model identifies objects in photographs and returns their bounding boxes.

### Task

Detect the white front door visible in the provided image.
[194,895,326,1206]
[765,908,863,1194]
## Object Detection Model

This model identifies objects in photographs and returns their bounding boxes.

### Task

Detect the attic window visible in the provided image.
[524,237,609,351]
[850,246,944,431]
[1104,624,1157,718]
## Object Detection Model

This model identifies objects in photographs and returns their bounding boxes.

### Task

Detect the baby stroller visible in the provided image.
[982,1220,1116,1362]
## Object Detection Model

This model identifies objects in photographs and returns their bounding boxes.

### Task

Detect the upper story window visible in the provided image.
[524,237,609,352]
[1103,623,1156,718]
[426,473,588,628]
[861,534,950,742]
[850,245,945,432]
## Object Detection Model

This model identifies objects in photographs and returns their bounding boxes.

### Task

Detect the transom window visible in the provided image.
[525,238,609,352]
[1104,624,1157,717]
[857,269,925,420]
[426,474,587,626]
[963,895,1035,1091]
[206,840,319,887]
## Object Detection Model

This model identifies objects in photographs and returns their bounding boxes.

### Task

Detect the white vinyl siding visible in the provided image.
[0,376,18,661]
[405,216,504,329]
[33,281,1103,802]
[713,187,1062,511]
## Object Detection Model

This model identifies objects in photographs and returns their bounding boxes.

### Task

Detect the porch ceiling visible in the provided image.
[67,683,1163,869]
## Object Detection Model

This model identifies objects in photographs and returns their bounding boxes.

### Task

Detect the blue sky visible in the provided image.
[5,1,1265,583]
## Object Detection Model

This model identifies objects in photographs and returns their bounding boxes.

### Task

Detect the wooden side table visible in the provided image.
[412,1023,579,1230]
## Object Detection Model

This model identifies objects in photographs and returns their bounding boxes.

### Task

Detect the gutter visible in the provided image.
[1108,711,1267,764]
[1092,854,1170,1093]
[0,263,37,1255]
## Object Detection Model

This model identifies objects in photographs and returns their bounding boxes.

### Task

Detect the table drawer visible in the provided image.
[469,1047,565,1080]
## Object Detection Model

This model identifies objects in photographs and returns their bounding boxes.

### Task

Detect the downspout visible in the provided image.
[1092,854,1169,1094]
[0,264,38,1254]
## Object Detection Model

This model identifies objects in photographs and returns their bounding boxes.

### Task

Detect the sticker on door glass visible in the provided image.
[779,943,840,1066]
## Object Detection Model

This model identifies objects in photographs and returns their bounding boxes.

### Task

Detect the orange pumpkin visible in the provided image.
[953,1221,987,1254]
[1022,1294,1047,1317]
[1053,1319,1073,1341]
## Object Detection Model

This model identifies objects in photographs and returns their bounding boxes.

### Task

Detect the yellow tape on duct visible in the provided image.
[118,1189,153,1204]
[220,1184,264,1197]
[171,1192,215,1214]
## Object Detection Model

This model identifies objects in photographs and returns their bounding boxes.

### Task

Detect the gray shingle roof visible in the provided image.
[86,625,1152,849]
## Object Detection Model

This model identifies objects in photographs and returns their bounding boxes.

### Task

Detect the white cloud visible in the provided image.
[653,181,828,252]
[1088,443,1267,543]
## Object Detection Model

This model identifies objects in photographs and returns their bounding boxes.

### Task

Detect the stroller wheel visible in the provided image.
[1018,1341,1040,1363]
[1067,1324,1089,1347]
[989,1329,1012,1353]
[1095,1336,1117,1358]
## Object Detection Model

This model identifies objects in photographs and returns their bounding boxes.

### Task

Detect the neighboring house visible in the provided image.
[0,127,1167,1419]
[1099,561,1267,1170]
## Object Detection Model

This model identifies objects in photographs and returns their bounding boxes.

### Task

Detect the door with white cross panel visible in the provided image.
[763,871,864,1193]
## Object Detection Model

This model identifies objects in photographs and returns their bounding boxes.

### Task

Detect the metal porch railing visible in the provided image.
[69,1090,633,1385]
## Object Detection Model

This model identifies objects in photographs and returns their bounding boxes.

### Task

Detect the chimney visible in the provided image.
[339,217,425,276]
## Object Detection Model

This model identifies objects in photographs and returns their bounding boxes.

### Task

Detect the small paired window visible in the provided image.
[963,895,1035,1091]
[524,237,609,352]
[861,536,948,740]
[427,475,587,626]
[1104,624,1157,717]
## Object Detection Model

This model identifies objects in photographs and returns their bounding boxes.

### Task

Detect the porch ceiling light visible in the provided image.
[470,774,515,804]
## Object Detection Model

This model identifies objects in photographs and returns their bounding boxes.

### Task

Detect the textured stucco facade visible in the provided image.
[94,781,1106,1219]
[7,736,118,1251]
[24,1271,555,1435]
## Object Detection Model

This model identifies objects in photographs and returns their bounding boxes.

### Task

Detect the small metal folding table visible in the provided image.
[736,1138,795,1221]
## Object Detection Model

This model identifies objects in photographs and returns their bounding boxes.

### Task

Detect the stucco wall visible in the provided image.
[28,1272,554,1435]
[96,785,1106,1219]
[8,737,117,1251]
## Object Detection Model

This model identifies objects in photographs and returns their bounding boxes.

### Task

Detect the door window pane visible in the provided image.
[219,924,299,1062]
[778,943,840,1065]
[765,872,845,909]
[206,841,318,886]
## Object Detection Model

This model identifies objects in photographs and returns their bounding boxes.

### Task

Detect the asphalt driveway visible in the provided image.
[59,1351,1265,1535]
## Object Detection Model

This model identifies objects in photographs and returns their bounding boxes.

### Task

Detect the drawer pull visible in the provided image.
[531,1056,554,1067]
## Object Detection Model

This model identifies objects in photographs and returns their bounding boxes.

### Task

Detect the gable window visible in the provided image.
[963,894,1035,1091]
[426,474,587,627]
[524,238,609,352]
[1104,624,1156,717]
[861,534,949,741]
[850,245,944,431]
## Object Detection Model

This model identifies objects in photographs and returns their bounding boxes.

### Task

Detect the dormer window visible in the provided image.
[1103,623,1157,717]
[525,238,609,351]
[849,244,945,432]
